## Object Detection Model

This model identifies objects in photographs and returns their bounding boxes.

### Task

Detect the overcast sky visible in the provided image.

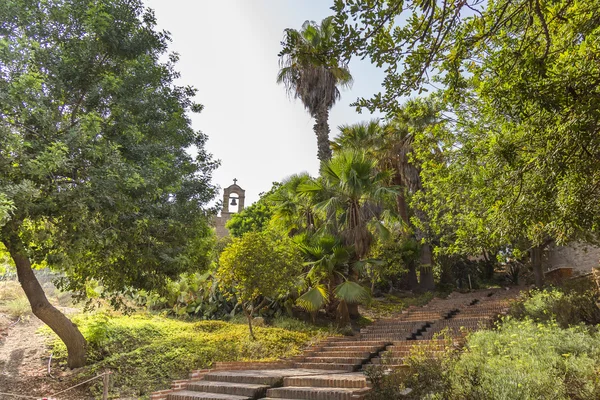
[144,0,385,206]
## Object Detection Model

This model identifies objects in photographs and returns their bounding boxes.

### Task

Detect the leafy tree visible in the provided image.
[332,101,441,291]
[0,0,217,367]
[334,0,600,285]
[278,16,353,162]
[225,184,280,237]
[217,231,303,339]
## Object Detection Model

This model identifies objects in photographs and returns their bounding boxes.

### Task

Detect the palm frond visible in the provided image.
[296,285,328,312]
[334,281,370,304]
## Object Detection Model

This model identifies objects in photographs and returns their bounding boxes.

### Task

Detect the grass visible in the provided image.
[43,312,335,399]
[0,280,31,318]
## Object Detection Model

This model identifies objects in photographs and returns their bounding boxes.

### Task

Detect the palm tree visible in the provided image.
[277,16,353,162]
[333,100,441,291]
[294,233,369,325]
[269,173,321,236]
[299,150,396,260]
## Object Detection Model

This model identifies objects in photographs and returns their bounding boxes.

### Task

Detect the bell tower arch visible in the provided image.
[215,179,245,238]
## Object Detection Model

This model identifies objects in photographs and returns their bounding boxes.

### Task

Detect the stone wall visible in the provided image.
[543,242,600,275]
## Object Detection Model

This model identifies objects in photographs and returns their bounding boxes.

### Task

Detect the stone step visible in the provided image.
[283,373,367,389]
[167,390,250,400]
[186,381,268,398]
[370,357,404,365]
[266,386,362,400]
[295,363,357,372]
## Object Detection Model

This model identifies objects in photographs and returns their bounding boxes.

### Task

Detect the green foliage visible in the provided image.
[131,272,238,319]
[449,319,600,400]
[218,231,304,306]
[334,0,600,249]
[45,312,328,398]
[0,0,218,302]
[510,283,600,328]
[225,184,280,237]
[367,318,600,400]
[0,297,30,318]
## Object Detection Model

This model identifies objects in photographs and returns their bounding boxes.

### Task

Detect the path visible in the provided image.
[0,314,90,399]
[153,287,521,400]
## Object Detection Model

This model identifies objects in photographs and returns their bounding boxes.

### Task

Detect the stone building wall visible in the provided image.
[543,242,600,275]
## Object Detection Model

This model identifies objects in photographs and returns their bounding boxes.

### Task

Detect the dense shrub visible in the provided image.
[367,319,600,400]
[448,318,600,400]
[510,281,600,327]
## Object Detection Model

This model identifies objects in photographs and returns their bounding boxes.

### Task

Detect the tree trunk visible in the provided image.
[531,245,545,288]
[418,243,435,291]
[243,303,255,340]
[403,264,419,291]
[3,237,87,368]
[313,106,332,162]
[393,175,410,226]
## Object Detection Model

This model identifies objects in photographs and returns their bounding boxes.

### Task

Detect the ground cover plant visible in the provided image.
[44,312,333,398]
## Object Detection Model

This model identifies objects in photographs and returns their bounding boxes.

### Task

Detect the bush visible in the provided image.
[448,318,600,400]
[44,312,329,398]
[1,297,31,318]
[367,319,600,400]
[365,335,455,400]
[510,281,600,327]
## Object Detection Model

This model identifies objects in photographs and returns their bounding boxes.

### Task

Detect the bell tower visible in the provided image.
[215,179,245,237]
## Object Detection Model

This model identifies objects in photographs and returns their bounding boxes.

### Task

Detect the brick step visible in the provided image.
[266,386,362,400]
[305,351,372,358]
[387,344,448,350]
[186,381,268,398]
[360,328,419,334]
[322,340,387,346]
[167,390,250,399]
[320,345,382,353]
[302,357,366,364]
[295,363,357,372]
[202,371,284,386]
[283,373,367,389]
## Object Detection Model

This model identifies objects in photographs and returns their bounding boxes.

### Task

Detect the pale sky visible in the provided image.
[144,0,385,206]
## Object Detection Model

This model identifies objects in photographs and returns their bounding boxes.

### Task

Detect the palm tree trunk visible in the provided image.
[313,106,332,162]
[392,175,410,226]
[3,235,87,368]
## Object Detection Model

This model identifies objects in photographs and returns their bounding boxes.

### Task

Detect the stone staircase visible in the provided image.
[153,288,520,400]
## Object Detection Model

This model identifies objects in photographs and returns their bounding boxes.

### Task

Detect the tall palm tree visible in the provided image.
[277,16,353,162]
[333,100,441,291]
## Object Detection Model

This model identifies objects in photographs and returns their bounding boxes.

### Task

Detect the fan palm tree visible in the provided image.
[278,16,353,162]
[294,233,369,325]
[299,150,396,259]
[333,100,441,291]
[269,173,321,236]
